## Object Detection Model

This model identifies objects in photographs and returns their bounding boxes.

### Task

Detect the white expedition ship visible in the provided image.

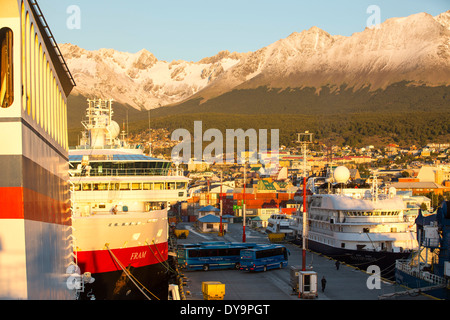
[290,166,418,279]
[69,99,189,300]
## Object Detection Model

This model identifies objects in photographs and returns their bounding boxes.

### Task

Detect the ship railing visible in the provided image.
[420,238,440,248]
[72,209,165,218]
[396,260,447,286]
[70,168,170,177]
[72,144,144,151]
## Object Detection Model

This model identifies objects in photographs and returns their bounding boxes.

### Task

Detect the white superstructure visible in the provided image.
[266,214,294,235]
[0,0,75,300]
[69,99,190,217]
[68,98,189,300]
[291,167,418,254]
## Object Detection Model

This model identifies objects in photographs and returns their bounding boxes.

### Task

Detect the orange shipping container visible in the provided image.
[234,193,255,201]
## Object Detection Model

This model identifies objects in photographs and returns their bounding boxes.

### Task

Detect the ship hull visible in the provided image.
[76,244,169,300]
[395,269,449,300]
[72,210,169,300]
[294,238,411,280]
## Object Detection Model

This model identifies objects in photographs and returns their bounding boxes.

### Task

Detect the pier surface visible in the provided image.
[175,222,435,301]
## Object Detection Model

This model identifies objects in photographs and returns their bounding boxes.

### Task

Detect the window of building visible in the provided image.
[0,28,14,108]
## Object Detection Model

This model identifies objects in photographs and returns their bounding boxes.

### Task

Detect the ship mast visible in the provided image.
[371,172,379,203]
[81,99,121,149]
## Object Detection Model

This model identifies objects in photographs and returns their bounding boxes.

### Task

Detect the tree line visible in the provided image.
[128,111,450,149]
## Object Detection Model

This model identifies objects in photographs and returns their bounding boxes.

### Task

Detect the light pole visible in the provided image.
[219,170,224,237]
[242,164,246,243]
[298,131,313,271]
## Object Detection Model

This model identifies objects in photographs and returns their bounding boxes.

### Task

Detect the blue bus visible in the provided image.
[176,241,226,250]
[178,242,258,271]
[239,245,289,272]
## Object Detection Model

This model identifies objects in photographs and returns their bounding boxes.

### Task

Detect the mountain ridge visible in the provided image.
[61,10,450,111]
[196,11,450,99]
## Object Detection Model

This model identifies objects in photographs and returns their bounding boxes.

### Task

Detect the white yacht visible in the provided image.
[266,214,294,235]
[290,166,418,279]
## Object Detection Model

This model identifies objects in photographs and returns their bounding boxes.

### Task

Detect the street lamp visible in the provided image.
[298,131,313,271]
[243,163,247,243]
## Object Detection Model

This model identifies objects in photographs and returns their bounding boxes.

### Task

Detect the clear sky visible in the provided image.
[38,0,449,62]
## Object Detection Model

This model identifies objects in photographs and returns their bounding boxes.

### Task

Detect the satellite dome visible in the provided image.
[333,166,350,184]
[389,187,397,197]
[107,121,121,139]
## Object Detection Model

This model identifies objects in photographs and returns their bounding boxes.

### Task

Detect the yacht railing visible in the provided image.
[396,260,447,286]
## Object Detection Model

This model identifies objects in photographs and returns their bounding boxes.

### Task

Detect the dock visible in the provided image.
[174,222,436,301]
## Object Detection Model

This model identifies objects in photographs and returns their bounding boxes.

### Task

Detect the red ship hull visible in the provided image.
[76,242,169,300]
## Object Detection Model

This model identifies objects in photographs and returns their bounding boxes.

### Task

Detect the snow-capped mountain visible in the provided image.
[197,11,450,99]
[60,44,247,110]
[61,10,450,111]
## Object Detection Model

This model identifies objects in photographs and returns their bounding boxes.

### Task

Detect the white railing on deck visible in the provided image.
[396,260,447,286]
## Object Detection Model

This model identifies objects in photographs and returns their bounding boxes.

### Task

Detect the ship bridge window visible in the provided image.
[154,182,164,190]
[109,183,119,191]
[82,183,92,191]
[93,183,108,191]
[176,182,187,189]
[119,183,130,190]
[143,183,153,190]
[132,183,142,190]
[166,182,176,190]
[0,28,13,109]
